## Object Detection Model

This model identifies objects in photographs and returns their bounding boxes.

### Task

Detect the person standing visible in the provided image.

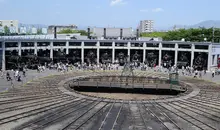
[212,70,215,78]
[6,71,11,81]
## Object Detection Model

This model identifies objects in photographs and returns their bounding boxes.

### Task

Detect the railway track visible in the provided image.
[0,71,219,130]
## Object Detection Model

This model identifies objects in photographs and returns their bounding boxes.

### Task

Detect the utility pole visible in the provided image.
[212,27,215,43]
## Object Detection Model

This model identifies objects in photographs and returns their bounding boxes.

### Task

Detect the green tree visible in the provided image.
[37,28,42,34]
[140,32,167,38]
[77,30,88,36]
[4,26,10,34]
[162,28,220,42]
[58,29,88,36]
[58,29,76,34]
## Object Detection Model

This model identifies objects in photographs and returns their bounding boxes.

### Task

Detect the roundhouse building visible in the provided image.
[0,37,220,71]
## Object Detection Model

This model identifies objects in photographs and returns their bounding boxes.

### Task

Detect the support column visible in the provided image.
[34,42,37,55]
[112,42,115,63]
[143,42,146,63]
[208,43,213,71]
[50,41,53,60]
[174,43,178,66]
[159,43,162,67]
[191,44,195,68]
[81,42,84,63]
[2,42,5,71]
[66,41,69,54]
[97,41,100,64]
[18,42,21,56]
[128,42,131,57]
[214,54,218,66]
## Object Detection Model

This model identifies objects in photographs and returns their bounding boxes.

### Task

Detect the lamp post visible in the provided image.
[212,27,215,43]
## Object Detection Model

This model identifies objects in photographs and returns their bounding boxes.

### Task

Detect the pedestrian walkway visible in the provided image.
[0,70,60,92]
[199,72,220,84]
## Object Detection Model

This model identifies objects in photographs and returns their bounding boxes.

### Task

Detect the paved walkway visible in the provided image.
[0,69,60,92]
[201,72,220,84]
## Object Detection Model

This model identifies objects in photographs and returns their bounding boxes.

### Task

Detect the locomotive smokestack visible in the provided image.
[120,28,123,40]
[136,29,139,40]
[104,28,106,39]
[54,26,57,39]
[87,28,91,39]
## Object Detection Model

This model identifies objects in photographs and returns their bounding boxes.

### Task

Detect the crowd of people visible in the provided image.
[0,68,26,82]
[0,62,218,86]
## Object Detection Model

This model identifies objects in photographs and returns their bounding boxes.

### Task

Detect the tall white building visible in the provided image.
[139,20,154,33]
[0,20,19,33]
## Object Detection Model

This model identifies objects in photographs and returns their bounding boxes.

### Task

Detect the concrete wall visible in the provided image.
[92,27,134,37]
[211,45,220,66]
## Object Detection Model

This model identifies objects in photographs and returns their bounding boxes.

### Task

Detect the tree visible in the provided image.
[4,26,10,34]
[140,32,167,38]
[37,28,42,34]
[58,29,88,36]
[58,29,77,34]
[77,30,88,36]
[162,28,220,42]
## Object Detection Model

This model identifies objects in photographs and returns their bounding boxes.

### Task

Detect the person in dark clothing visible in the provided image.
[212,70,215,78]
[6,72,11,81]
[17,74,21,82]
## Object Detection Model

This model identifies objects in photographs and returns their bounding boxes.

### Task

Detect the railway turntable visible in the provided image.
[0,71,219,130]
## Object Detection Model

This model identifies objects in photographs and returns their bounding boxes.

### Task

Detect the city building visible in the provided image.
[0,37,220,72]
[90,27,136,40]
[0,20,19,33]
[19,27,27,34]
[139,20,154,33]
[47,25,78,34]
[42,28,48,34]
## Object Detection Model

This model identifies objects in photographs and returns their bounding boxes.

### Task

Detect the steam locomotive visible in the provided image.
[193,53,206,71]
[162,53,172,68]
[144,52,157,67]
[116,52,127,66]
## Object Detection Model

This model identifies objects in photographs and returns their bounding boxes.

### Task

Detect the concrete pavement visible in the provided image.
[0,69,60,92]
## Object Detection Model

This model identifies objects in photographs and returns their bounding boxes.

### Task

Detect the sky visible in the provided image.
[0,0,220,29]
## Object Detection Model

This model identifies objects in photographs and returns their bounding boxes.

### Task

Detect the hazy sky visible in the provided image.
[1,0,219,29]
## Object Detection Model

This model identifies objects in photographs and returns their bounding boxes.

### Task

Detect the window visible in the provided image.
[131,43,143,47]
[115,42,127,47]
[21,42,34,47]
[37,42,50,47]
[163,44,175,48]
[195,45,208,50]
[5,42,18,48]
[146,43,159,47]
[53,42,66,46]
[178,44,191,49]
[212,55,215,65]
[84,42,97,46]
[69,42,81,46]
[100,42,112,46]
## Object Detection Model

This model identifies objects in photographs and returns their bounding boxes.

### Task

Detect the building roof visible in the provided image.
[48,25,77,28]
[0,37,217,45]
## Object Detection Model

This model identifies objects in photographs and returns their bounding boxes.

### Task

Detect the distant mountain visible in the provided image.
[170,20,220,30]
[19,23,48,28]
[190,20,220,28]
